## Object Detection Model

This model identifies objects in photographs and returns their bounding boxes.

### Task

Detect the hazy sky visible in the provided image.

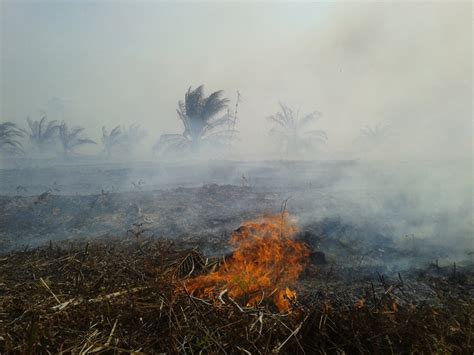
[1,1,472,159]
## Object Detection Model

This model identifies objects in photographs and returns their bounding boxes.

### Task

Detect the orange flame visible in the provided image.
[185,213,309,312]
[354,298,365,310]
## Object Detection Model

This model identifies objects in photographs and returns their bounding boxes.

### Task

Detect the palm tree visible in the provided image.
[154,85,234,155]
[26,116,60,152]
[102,125,123,156]
[358,122,393,146]
[354,122,394,152]
[122,124,147,147]
[101,124,146,156]
[267,102,327,156]
[0,122,24,155]
[58,122,96,157]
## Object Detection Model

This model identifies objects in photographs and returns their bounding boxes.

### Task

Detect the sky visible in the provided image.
[1,1,472,159]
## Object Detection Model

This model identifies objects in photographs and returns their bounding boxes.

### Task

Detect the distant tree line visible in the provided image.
[0,117,147,159]
[0,84,393,159]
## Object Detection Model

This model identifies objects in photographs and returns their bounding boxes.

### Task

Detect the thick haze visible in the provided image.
[0,1,472,261]
[1,1,472,160]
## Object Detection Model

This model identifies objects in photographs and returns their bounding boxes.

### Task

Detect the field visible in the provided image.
[0,159,472,353]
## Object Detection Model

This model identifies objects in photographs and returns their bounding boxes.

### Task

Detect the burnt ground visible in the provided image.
[0,160,472,352]
[0,184,279,254]
[1,182,469,273]
[1,160,472,265]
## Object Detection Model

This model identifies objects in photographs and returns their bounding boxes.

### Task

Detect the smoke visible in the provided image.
[1,2,471,160]
[232,2,472,160]
[0,2,472,264]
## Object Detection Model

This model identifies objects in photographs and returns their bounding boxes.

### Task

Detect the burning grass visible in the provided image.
[0,234,473,353]
[186,213,309,311]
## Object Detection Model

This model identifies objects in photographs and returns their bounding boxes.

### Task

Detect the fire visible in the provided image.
[185,213,310,312]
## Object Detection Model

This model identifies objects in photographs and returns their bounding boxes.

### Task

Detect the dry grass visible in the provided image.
[0,237,472,354]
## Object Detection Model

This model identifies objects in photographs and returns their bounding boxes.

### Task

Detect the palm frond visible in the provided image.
[304,129,328,140]
[200,114,233,136]
[102,125,124,154]
[27,117,39,138]
[202,90,230,120]
[298,111,322,130]
[278,102,296,128]
[25,116,60,151]
[59,122,95,154]
[359,122,393,144]
[203,129,237,140]
[185,85,205,119]
[70,126,85,137]
[75,138,96,146]
[38,116,48,137]
[153,133,191,155]
[0,122,25,154]
[109,126,122,139]
[44,120,59,137]
[267,114,289,129]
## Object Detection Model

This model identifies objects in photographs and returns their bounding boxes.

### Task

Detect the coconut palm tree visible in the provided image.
[358,122,393,146]
[26,116,60,152]
[154,85,234,155]
[101,124,146,156]
[0,122,24,155]
[122,124,147,147]
[102,125,123,156]
[267,102,327,156]
[58,122,96,157]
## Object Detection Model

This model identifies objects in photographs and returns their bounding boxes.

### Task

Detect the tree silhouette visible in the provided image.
[102,124,146,156]
[154,85,234,155]
[58,122,96,157]
[122,124,147,148]
[26,116,60,152]
[102,125,123,156]
[267,102,327,156]
[0,122,24,155]
[354,121,394,154]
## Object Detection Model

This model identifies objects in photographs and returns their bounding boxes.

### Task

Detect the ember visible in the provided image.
[185,213,310,311]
